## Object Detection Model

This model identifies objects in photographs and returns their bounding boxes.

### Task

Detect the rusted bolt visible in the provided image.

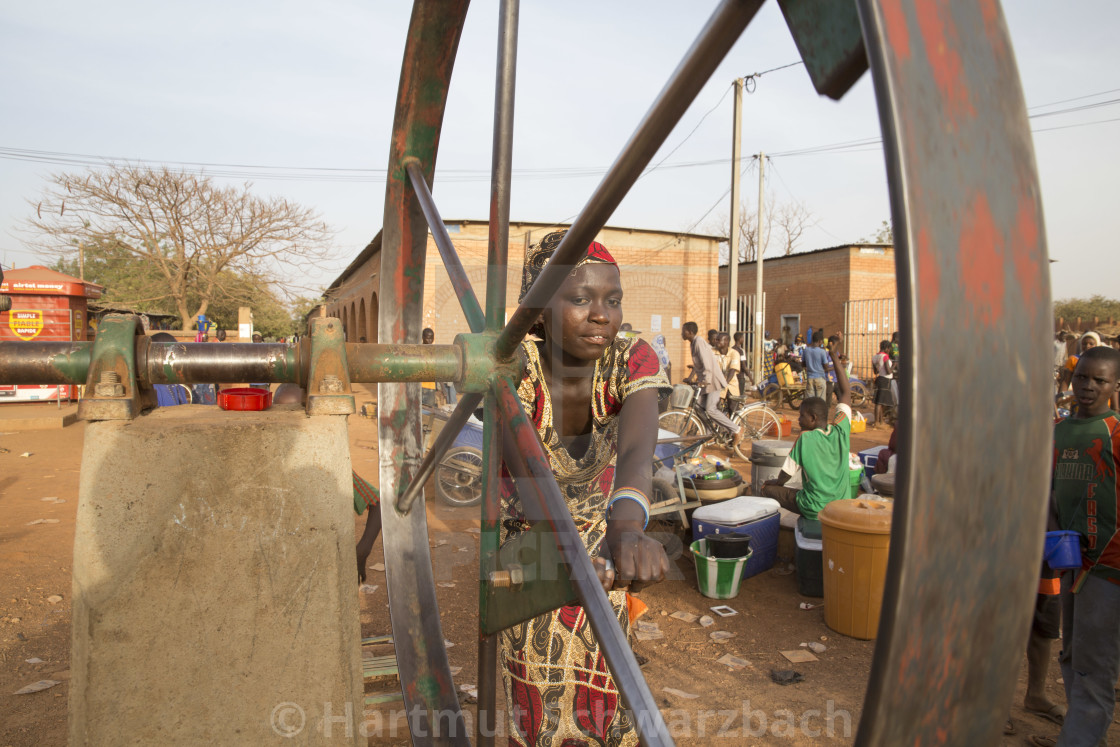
[489,565,524,592]
[94,371,125,398]
[507,563,524,592]
[319,374,344,393]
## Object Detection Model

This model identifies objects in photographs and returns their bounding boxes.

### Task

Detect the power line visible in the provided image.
[1,85,1117,182]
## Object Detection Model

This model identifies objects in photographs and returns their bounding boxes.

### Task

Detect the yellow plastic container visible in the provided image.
[818,499,893,640]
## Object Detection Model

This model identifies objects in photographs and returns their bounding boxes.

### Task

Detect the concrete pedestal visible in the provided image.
[71,405,363,744]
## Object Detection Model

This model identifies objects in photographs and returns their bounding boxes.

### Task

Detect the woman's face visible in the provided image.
[540,263,622,362]
[1082,336,1098,352]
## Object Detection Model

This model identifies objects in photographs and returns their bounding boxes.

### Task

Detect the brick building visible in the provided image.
[718,243,897,378]
[321,221,724,381]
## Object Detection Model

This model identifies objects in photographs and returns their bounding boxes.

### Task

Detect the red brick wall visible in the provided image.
[719,245,896,347]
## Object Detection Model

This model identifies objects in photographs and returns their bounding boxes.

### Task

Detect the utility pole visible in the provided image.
[752,152,766,386]
[727,78,743,342]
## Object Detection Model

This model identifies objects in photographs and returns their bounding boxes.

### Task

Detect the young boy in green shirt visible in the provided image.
[761,335,852,519]
[1036,345,1120,747]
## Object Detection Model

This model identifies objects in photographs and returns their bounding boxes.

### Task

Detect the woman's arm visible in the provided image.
[604,387,670,590]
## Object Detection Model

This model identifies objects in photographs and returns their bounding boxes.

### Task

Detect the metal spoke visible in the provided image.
[395,391,483,514]
[404,158,486,334]
[478,1,520,743]
[496,0,765,360]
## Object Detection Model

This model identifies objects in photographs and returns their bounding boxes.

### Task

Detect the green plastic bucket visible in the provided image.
[691,539,752,599]
[849,467,863,498]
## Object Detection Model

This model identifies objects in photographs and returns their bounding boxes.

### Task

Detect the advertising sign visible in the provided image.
[9,309,43,340]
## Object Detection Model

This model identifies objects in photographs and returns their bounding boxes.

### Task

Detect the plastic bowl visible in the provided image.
[218,387,273,411]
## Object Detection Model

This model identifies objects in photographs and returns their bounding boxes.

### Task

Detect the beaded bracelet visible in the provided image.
[607,487,650,530]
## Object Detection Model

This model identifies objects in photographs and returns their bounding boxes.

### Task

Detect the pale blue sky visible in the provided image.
[0,1,1116,301]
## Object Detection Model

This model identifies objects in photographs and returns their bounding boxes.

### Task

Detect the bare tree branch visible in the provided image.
[23,165,337,329]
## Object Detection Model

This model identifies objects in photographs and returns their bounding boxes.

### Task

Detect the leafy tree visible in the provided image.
[27,165,335,330]
[860,220,893,244]
[1054,295,1120,324]
[53,243,300,337]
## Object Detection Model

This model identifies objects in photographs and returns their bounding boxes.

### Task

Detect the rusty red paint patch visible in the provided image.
[880,0,911,61]
[916,226,940,330]
[1011,195,1044,310]
[915,3,975,120]
[959,193,1005,326]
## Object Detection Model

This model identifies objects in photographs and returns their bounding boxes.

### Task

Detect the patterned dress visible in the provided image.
[500,336,670,746]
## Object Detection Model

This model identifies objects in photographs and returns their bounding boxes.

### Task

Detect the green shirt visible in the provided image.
[1053,410,1120,584]
[782,404,852,520]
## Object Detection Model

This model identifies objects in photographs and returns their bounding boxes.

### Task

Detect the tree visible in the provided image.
[772,201,814,256]
[53,243,300,337]
[27,165,335,330]
[860,219,894,244]
[1054,295,1120,325]
[708,195,813,265]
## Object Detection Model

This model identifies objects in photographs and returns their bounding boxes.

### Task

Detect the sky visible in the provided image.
[0,1,1116,302]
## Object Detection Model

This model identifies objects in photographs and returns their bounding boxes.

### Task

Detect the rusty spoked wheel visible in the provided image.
[374,1,1054,745]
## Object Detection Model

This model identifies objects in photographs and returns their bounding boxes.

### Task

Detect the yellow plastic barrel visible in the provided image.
[818,499,893,640]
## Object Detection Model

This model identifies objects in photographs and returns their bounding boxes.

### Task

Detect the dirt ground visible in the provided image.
[0,388,1079,745]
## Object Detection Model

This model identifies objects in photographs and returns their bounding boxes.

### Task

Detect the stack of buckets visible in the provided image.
[691,537,753,599]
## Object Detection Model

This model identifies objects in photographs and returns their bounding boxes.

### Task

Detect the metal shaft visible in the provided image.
[0,341,91,386]
[479,0,520,742]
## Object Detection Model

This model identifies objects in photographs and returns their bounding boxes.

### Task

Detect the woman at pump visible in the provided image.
[500,231,671,746]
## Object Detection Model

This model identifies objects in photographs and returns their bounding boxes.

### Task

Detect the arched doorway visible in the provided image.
[369,293,378,343]
[358,298,367,342]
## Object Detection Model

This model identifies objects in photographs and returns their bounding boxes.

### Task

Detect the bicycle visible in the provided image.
[657,383,782,461]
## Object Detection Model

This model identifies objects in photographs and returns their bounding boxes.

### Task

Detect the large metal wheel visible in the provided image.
[375,1,1054,745]
[657,408,705,439]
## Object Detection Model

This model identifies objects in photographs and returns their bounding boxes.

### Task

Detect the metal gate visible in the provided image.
[844,297,898,380]
[717,291,765,350]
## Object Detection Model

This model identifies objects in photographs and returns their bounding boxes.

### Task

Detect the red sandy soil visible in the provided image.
[0,389,1082,746]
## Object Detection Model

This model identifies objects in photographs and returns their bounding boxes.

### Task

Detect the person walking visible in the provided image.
[682,322,743,446]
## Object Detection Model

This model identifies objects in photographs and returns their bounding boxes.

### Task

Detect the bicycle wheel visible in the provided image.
[850,380,869,407]
[657,409,705,438]
[761,383,782,408]
[732,406,781,461]
[435,446,484,507]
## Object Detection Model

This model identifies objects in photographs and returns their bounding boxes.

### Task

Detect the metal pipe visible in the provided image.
[346,342,461,384]
[0,341,464,387]
[485,0,518,333]
[0,341,92,385]
[478,4,519,742]
[142,342,301,385]
[477,388,503,747]
[476,633,499,746]
[496,0,765,360]
[494,377,671,746]
[394,391,483,514]
[403,159,486,334]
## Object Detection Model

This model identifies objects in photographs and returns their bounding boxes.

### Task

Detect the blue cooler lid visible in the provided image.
[692,496,780,526]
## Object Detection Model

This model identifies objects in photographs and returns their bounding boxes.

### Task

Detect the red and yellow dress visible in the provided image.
[500,336,670,746]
